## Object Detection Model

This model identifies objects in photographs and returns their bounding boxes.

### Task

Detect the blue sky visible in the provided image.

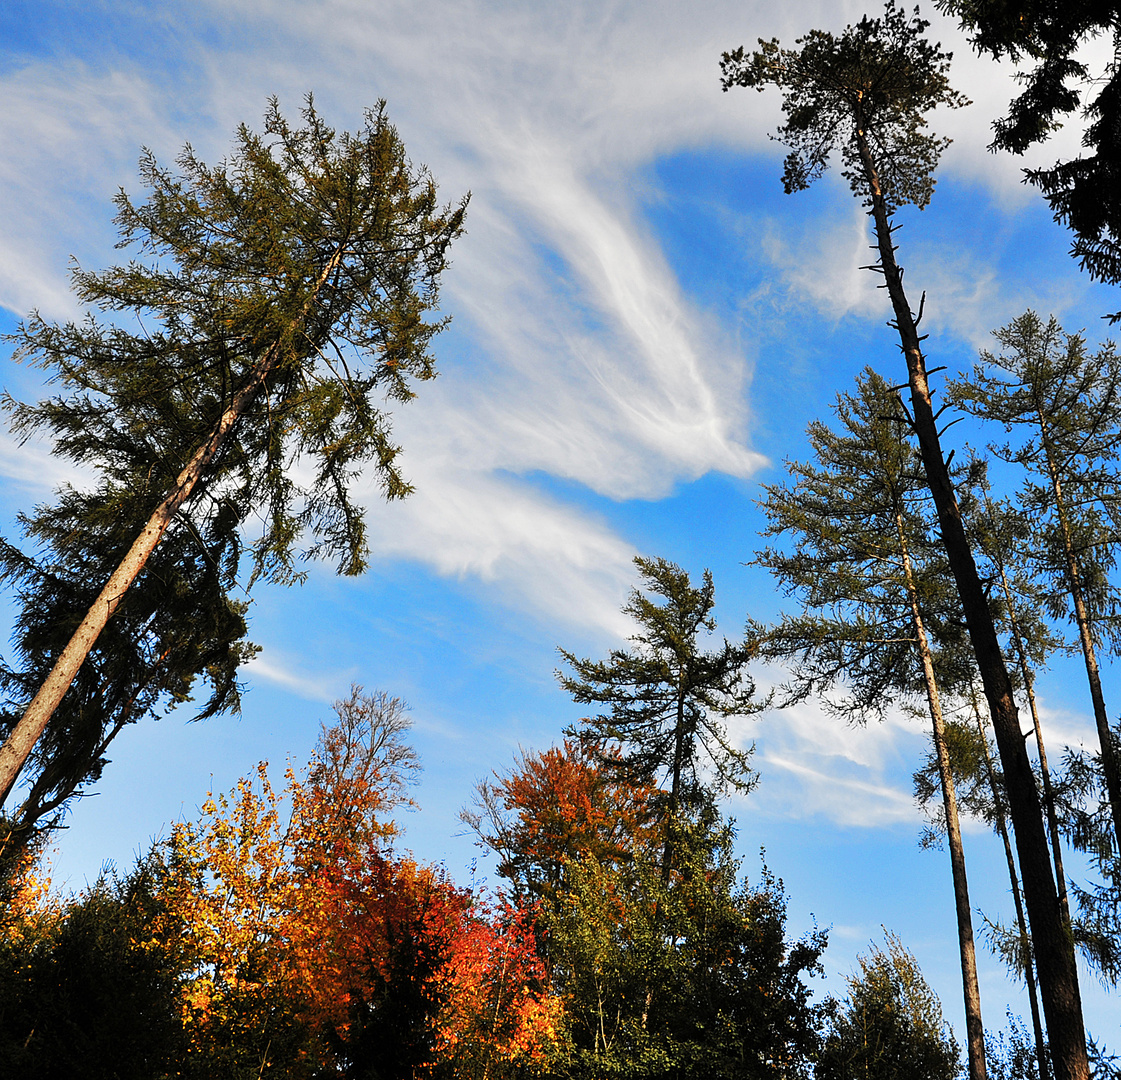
[1,0,1118,1043]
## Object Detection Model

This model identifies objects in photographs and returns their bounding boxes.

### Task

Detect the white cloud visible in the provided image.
[245,653,344,702]
[0,0,1106,636]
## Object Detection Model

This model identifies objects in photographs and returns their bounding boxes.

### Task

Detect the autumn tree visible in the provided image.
[462,737,659,910]
[0,97,466,804]
[756,368,986,1080]
[721,6,1089,1072]
[156,686,558,1078]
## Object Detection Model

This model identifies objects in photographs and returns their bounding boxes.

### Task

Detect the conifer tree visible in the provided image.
[950,312,1121,863]
[756,369,986,1080]
[939,1,1121,308]
[558,556,762,828]
[0,98,466,801]
[722,7,1088,1072]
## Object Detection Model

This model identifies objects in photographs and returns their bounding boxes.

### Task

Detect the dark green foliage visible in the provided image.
[544,799,827,1080]
[558,556,762,812]
[756,369,971,718]
[1,97,464,835]
[816,933,961,1080]
[939,1,1121,296]
[6,96,466,586]
[0,483,256,860]
[949,312,1121,646]
[0,859,187,1080]
[720,0,968,213]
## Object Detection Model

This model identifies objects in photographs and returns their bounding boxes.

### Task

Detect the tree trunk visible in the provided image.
[1037,423,1121,859]
[897,514,987,1080]
[993,554,1072,929]
[853,119,1088,1080]
[0,248,345,802]
[972,693,1050,1080]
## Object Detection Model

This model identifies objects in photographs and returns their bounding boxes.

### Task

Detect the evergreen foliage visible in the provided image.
[558,556,762,816]
[0,97,465,830]
[938,0,1121,298]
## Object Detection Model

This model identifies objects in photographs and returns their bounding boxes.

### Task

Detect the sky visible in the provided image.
[1,0,1118,1046]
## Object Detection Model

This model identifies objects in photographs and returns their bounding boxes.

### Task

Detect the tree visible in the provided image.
[756,368,986,1080]
[817,932,960,1080]
[0,97,466,801]
[541,798,827,1080]
[721,6,1089,1073]
[462,737,660,910]
[0,857,188,1080]
[914,691,1050,1080]
[937,1,1121,306]
[0,483,255,864]
[558,556,762,830]
[949,312,1121,863]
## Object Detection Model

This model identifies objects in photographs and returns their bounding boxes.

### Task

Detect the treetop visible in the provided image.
[721,1,969,212]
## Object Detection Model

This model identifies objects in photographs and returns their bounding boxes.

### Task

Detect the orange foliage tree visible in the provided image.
[462,736,660,907]
[158,686,559,1077]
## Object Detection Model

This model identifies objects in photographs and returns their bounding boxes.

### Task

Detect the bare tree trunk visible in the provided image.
[897,514,987,1080]
[0,249,344,802]
[972,691,1050,1080]
[853,120,1088,1080]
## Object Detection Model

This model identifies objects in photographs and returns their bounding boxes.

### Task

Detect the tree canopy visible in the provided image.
[0,97,466,819]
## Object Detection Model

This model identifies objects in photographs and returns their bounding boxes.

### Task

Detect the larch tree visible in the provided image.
[756,369,986,1080]
[0,483,255,862]
[0,98,466,802]
[966,471,1073,933]
[949,312,1121,865]
[721,6,1089,1073]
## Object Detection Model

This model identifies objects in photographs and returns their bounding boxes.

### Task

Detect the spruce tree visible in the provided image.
[558,555,762,826]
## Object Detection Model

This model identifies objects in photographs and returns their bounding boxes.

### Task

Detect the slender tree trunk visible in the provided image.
[853,119,1088,1079]
[896,514,987,1080]
[993,554,1073,928]
[1037,425,1121,858]
[971,692,1050,1080]
[0,249,344,802]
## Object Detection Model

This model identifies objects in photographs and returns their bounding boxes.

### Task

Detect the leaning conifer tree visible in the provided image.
[0,97,466,799]
[722,5,1089,1076]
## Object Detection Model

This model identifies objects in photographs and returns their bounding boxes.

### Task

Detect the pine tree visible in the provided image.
[722,6,1088,1073]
